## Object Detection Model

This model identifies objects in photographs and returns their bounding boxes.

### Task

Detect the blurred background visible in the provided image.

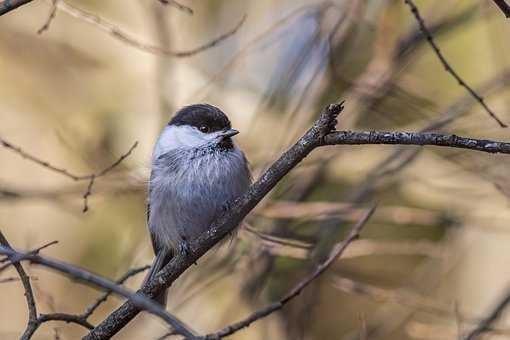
[1,0,510,339]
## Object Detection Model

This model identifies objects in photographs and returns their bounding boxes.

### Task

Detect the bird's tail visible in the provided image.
[143,249,173,306]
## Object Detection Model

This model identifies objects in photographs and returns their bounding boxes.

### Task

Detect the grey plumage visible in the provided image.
[144,104,251,305]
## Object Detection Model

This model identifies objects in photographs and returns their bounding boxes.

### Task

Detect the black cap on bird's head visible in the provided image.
[169,104,238,137]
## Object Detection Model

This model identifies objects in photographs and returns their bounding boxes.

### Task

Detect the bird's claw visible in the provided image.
[222,200,233,212]
[178,239,191,256]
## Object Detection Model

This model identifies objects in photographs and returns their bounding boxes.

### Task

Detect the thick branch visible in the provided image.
[323,131,510,154]
[0,0,35,16]
[492,0,510,18]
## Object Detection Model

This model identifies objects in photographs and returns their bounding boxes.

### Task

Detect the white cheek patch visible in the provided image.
[153,125,219,159]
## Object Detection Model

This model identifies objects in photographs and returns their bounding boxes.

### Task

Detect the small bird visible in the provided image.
[145,104,251,304]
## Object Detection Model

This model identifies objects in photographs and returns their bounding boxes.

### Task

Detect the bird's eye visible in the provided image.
[199,125,210,133]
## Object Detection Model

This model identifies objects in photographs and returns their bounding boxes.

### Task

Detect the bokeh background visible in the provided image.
[2,0,510,339]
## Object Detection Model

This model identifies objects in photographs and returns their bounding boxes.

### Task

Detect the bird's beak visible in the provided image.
[220,128,239,138]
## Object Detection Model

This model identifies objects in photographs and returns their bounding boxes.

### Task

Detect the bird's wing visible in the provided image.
[147,168,160,255]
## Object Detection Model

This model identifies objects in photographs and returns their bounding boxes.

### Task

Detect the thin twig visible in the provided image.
[0,240,57,262]
[0,138,86,181]
[404,0,507,127]
[491,0,510,18]
[81,265,150,319]
[38,313,94,330]
[0,138,138,212]
[157,330,180,340]
[38,0,59,34]
[82,175,95,213]
[57,1,245,58]
[0,240,58,273]
[158,0,193,15]
[0,276,21,283]
[201,206,376,339]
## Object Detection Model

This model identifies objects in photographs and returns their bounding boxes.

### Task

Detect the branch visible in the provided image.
[0,231,38,340]
[37,313,94,330]
[158,0,193,15]
[323,131,510,154]
[0,240,58,273]
[0,244,197,338]
[0,0,35,16]
[81,265,150,320]
[0,276,22,283]
[0,138,138,212]
[491,0,510,18]
[404,0,507,127]
[3,261,146,338]
[201,206,376,339]
[464,286,510,339]
[85,100,510,339]
[56,1,245,58]
[0,235,91,339]
[37,0,59,34]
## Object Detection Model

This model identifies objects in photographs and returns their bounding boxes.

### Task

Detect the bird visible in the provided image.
[145,103,251,304]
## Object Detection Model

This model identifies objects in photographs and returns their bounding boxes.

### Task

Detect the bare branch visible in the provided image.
[81,265,150,320]
[0,236,87,339]
[464,286,510,340]
[57,1,245,58]
[403,0,507,127]
[0,260,146,338]
[0,240,58,273]
[38,313,94,330]
[157,330,180,340]
[0,138,87,181]
[82,175,96,213]
[491,0,510,18]
[0,231,38,340]
[0,243,196,338]
[201,206,376,339]
[323,131,510,154]
[158,0,193,15]
[38,0,59,34]
[0,276,21,283]
[0,0,35,16]
[0,138,138,212]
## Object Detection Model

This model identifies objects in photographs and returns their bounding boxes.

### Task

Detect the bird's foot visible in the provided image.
[178,238,191,256]
[222,199,233,213]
